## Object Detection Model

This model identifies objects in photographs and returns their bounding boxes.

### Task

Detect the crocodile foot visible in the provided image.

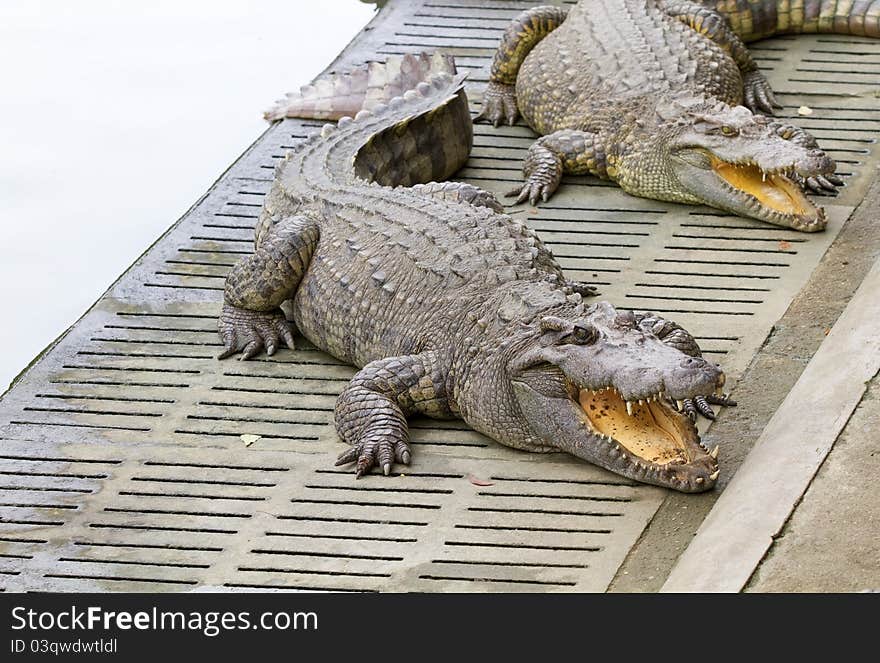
[218,304,296,360]
[563,279,600,298]
[674,393,737,421]
[742,70,781,115]
[798,172,844,196]
[335,437,411,478]
[475,81,519,126]
[506,146,563,205]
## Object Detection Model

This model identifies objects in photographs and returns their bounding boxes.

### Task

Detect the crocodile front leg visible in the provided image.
[218,214,319,359]
[664,0,782,114]
[634,312,737,420]
[334,351,453,477]
[475,5,569,126]
[508,129,608,205]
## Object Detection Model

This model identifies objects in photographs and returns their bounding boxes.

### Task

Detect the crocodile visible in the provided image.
[477,0,878,231]
[218,54,731,492]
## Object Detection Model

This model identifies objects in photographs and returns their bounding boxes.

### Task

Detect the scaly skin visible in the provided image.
[477,0,877,230]
[709,0,880,41]
[218,55,733,493]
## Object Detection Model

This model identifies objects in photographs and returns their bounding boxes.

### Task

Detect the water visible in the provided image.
[0,0,375,392]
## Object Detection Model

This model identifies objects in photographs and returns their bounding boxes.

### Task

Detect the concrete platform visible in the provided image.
[747,373,880,592]
[1,0,879,592]
[662,253,880,592]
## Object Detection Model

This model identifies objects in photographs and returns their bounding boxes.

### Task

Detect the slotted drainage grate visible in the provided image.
[1,0,878,591]
[0,438,659,592]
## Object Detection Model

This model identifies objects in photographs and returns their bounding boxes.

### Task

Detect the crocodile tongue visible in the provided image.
[712,158,814,216]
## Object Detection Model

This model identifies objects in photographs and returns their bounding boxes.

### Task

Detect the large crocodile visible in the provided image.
[478,0,878,231]
[219,54,730,492]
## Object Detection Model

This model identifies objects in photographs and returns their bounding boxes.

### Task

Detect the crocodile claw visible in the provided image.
[801,174,841,196]
[673,393,737,422]
[506,145,563,206]
[217,304,296,360]
[475,81,519,127]
[507,180,555,206]
[335,436,412,478]
[563,279,600,298]
[823,173,844,187]
[742,70,782,116]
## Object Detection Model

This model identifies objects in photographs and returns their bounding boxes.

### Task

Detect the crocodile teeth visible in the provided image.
[676,400,685,410]
[710,445,720,460]
[626,401,634,416]
[709,470,720,481]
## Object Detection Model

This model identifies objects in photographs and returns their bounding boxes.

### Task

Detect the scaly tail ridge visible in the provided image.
[264,52,457,121]
[710,0,880,41]
[351,73,473,187]
[278,55,472,193]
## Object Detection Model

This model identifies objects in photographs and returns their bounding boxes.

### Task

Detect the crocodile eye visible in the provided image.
[720,125,738,136]
[568,323,599,345]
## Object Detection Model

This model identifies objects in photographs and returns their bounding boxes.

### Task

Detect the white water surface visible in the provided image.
[0,0,375,391]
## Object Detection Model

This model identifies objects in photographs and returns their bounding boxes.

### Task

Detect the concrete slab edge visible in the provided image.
[661,256,880,592]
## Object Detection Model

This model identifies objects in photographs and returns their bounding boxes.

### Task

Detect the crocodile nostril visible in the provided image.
[679,356,707,369]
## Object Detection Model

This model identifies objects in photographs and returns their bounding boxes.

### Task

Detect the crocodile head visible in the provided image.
[625,103,834,231]
[508,302,723,492]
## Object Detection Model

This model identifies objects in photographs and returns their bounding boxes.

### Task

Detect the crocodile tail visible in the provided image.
[279,54,473,192]
[350,70,473,187]
[264,52,458,121]
[710,0,879,41]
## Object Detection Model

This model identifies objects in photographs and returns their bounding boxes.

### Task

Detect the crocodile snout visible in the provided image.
[798,149,835,175]
[679,356,709,369]
[679,355,720,380]
[667,356,721,398]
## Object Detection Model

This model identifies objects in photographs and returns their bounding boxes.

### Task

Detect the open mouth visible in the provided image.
[578,387,691,465]
[576,386,719,490]
[711,156,818,219]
